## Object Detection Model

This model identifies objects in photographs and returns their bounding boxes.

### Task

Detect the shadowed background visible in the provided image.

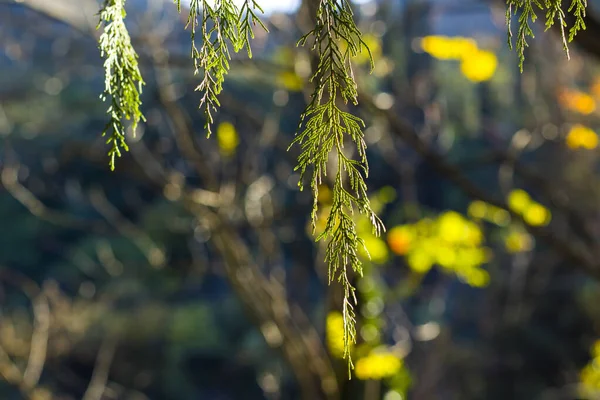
[2,0,600,399]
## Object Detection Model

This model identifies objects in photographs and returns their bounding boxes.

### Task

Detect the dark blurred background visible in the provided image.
[2,0,600,399]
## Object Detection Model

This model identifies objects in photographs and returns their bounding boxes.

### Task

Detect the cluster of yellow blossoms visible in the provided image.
[468,189,551,253]
[387,211,490,287]
[556,82,600,151]
[419,35,497,82]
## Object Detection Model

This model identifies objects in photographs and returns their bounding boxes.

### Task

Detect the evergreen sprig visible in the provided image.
[506,0,587,71]
[97,0,145,170]
[175,0,267,136]
[291,0,384,369]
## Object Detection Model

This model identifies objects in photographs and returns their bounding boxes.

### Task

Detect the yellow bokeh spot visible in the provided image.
[394,211,490,287]
[357,34,381,65]
[407,249,434,273]
[420,36,478,60]
[490,209,511,226]
[326,312,350,358]
[507,189,531,214]
[338,33,381,66]
[435,245,457,268]
[217,122,239,156]
[559,89,596,115]
[580,340,600,397]
[593,341,600,358]
[467,200,488,219]
[311,205,332,237]
[464,221,484,246]
[276,71,304,92]
[378,186,397,204]
[387,225,413,255]
[460,50,498,82]
[523,203,551,227]
[566,124,599,150]
[437,211,469,243]
[317,185,332,204]
[465,269,490,288]
[355,352,402,380]
[505,230,533,253]
[456,247,489,268]
[414,218,434,236]
[420,36,496,82]
[592,78,600,98]
[359,236,389,264]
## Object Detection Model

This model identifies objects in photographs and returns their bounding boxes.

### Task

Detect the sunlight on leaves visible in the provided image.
[97,0,145,170]
[291,0,384,370]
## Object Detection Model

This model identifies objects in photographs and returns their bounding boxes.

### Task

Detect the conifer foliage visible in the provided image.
[98,0,146,170]
[174,0,267,136]
[94,0,589,370]
[506,0,587,71]
[291,0,384,368]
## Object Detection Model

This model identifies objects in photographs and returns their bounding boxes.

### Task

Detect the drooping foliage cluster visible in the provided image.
[506,0,587,70]
[174,0,267,135]
[94,0,588,370]
[98,0,146,170]
[290,0,384,367]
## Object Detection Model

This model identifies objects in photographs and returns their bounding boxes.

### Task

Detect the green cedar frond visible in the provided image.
[175,0,267,136]
[506,0,587,72]
[97,0,145,171]
[567,0,587,41]
[292,0,384,371]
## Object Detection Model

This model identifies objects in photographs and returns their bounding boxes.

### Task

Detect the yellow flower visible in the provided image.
[523,203,551,226]
[507,189,531,214]
[566,124,599,149]
[355,352,402,380]
[460,50,497,82]
[217,122,239,156]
